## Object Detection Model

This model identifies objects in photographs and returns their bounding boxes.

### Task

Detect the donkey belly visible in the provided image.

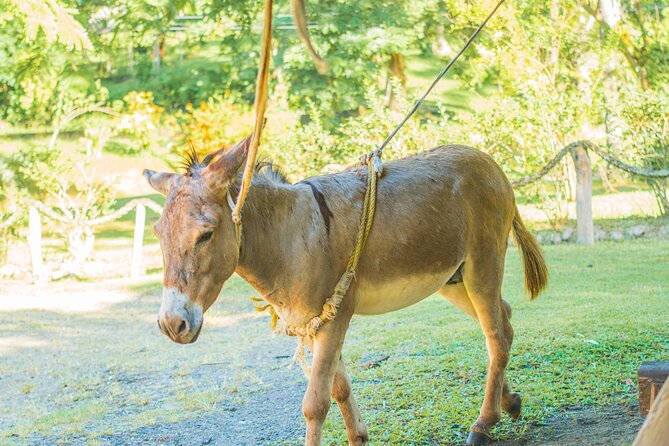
[353,271,453,315]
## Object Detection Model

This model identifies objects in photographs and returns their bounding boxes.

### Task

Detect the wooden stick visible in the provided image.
[634,379,669,446]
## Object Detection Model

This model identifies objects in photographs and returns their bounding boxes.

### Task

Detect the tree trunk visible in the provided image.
[152,35,161,75]
[649,179,669,217]
[127,40,134,76]
[387,53,407,111]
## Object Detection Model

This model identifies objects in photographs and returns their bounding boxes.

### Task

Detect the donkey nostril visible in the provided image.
[178,320,189,336]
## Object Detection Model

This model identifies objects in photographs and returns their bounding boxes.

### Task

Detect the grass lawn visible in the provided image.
[0,240,667,445]
[319,240,669,445]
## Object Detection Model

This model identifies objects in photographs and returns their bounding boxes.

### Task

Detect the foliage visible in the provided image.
[5,146,64,201]
[170,94,255,158]
[117,91,164,153]
[5,0,92,51]
[50,169,115,267]
[429,0,669,223]
[0,0,100,125]
[260,89,446,180]
[0,180,24,264]
[614,87,669,215]
[278,0,435,117]
[1,0,668,228]
[3,120,116,268]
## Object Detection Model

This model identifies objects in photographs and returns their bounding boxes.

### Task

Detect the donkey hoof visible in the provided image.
[466,430,492,445]
[504,392,522,421]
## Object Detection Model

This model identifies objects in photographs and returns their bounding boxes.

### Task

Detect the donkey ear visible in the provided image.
[206,133,253,181]
[143,170,179,195]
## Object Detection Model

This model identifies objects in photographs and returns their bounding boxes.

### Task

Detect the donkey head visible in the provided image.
[144,135,251,344]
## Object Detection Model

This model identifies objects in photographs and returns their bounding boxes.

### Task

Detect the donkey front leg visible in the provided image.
[333,356,368,445]
[302,316,351,446]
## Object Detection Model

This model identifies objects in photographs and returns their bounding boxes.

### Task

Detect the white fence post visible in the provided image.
[27,206,43,278]
[130,203,145,279]
[571,144,595,245]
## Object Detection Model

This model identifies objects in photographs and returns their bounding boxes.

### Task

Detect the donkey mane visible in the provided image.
[179,144,289,185]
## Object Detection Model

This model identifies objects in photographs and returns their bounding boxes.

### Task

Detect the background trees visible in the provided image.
[1,0,668,230]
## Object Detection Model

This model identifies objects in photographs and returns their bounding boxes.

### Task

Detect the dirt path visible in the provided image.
[0,277,307,446]
[0,276,647,446]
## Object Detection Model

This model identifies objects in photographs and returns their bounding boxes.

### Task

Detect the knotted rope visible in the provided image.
[248,156,380,369]
[284,155,381,337]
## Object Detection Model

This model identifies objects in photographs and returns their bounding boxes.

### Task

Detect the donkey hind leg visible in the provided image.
[438,284,521,421]
[441,258,513,446]
[464,258,512,446]
[302,315,354,446]
[332,356,369,445]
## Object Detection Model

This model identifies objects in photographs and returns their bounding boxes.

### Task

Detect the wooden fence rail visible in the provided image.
[24,199,163,280]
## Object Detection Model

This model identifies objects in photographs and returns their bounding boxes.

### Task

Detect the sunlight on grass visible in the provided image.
[5,400,107,438]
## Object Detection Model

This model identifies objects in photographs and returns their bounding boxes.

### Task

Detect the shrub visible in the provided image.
[614,87,669,216]
[116,91,164,153]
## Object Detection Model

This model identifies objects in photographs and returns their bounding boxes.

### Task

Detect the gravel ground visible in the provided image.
[0,276,308,446]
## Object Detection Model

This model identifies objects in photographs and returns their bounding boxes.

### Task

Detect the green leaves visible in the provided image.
[4,0,92,51]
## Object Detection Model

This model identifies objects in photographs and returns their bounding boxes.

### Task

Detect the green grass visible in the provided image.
[317,241,668,445]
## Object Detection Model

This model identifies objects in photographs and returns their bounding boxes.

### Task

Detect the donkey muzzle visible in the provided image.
[158,288,203,344]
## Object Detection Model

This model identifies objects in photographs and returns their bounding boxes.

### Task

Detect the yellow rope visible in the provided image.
[232,0,273,227]
[234,0,382,352]
[253,154,381,348]
[250,296,279,330]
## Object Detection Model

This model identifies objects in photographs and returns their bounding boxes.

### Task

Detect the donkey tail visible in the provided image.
[511,205,548,300]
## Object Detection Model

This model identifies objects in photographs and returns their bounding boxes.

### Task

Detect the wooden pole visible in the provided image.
[152,35,161,74]
[634,379,669,446]
[571,144,594,245]
[27,206,43,278]
[130,203,145,279]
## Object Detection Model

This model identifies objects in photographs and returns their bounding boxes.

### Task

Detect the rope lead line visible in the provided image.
[232,0,273,226]
[372,0,507,158]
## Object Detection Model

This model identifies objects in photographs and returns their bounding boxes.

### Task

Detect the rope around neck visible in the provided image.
[248,154,381,373]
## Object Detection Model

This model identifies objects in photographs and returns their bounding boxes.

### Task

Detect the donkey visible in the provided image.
[144,135,548,446]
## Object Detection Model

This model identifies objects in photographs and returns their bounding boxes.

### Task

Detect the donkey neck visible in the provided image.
[233,178,324,299]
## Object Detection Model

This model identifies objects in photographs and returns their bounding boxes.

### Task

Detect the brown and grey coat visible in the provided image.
[144,137,548,446]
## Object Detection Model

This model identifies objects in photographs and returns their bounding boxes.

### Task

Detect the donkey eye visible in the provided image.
[196,231,214,245]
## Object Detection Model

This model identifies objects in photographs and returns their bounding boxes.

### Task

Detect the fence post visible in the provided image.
[130,203,145,279]
[27,206,43,278]
[571,144,595,245]
[634,378,669,446]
